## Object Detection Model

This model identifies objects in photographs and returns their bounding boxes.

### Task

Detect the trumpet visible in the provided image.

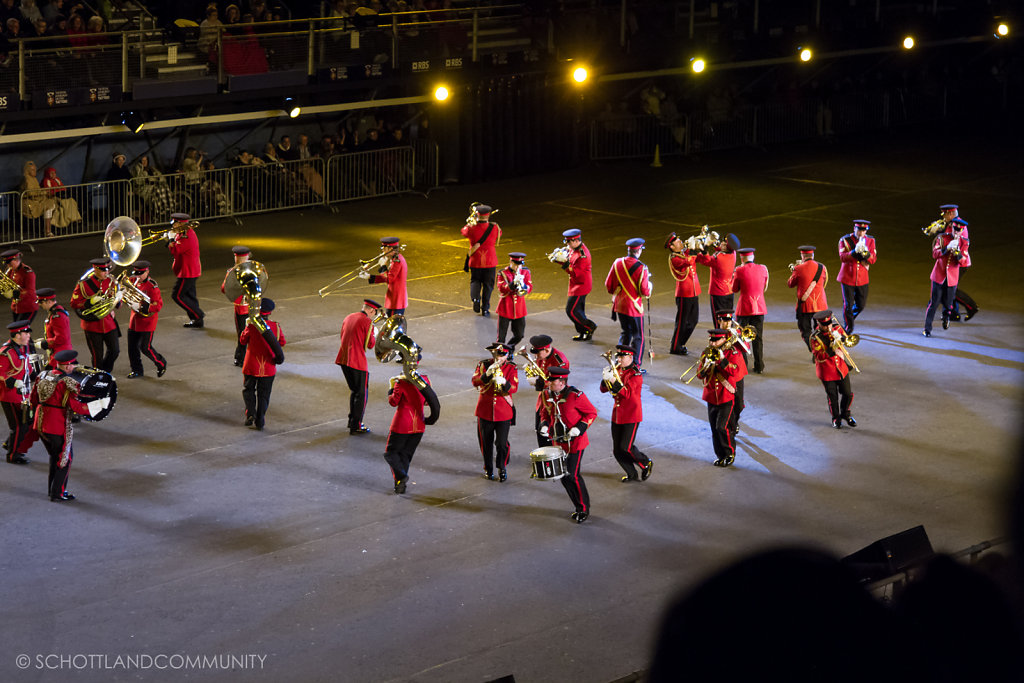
[679,345,723,384]
[788,261,800,272]
[923,219,946,237]
[854,234,870,258]
[546,246,571,263]
[317,244,406,298]
[600,349,623,389]
[517,346,548,382]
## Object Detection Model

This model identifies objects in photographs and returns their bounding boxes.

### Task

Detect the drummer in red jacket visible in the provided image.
[599,344,653,482]
[336,298,381,435]
[239,299,286,431]
[31,349,92,501]
[166,213,204,328]
[539,366,598,523]
[809,310,856,429]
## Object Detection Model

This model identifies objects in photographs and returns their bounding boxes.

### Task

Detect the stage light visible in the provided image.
[572,66,588,83]
[283,97,300,118]
[995,22,1009,37]
[691,58,706,73]
[120,111,145,134]
[798,47,813,62]
[902,36,915,50]
[434,85,449,101]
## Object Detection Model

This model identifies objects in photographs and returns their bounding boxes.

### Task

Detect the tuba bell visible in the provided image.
[374,313,440,424]
[76,216,148,321]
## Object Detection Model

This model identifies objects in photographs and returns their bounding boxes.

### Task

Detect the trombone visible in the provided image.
[828,329,861,373]
[318,245,406,298]
[679,346,723,384]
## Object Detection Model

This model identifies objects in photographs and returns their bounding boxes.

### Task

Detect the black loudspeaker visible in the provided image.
[841,525,935,583]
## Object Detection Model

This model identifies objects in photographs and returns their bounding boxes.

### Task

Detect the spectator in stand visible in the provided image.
[318,134,336,159]
[277,135,298,161]
[359,127,383,151]
[131,155,173,222]
[335,127,351,153]
[84,14,104,47]
[197,3,221,56]
[5,16,21,39]
[233,149,265,210]
[0,0,18,26]
[296,134,313,160]
[41,166,82,232]
[224,3,240,26]
[41,0,64,24]
[107,151,131,181]
[19,160,56,237]
[18,0,42,26]
[199,159,230,215]
[250,0,270,22]
[65,11,86,47]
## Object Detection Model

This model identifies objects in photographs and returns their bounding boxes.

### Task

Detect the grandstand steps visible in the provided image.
[140,42,211,79]
[473,26,532,52]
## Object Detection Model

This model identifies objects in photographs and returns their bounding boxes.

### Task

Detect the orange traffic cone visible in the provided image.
[650,144,663,168]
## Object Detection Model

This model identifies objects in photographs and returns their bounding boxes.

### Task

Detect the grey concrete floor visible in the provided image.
[2,132,1023,683]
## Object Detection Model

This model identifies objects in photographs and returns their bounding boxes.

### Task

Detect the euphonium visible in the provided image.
[122,274,152,312]
[517,345,548,381]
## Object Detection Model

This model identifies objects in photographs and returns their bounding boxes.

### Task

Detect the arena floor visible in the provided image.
[3,130,1023,683]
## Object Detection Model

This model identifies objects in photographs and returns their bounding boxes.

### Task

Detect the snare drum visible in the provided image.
[530,446,567,481]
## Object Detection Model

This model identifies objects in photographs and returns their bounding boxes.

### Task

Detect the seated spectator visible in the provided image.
[318,134,336,159]
[198,159,230,215]
[41,0,64,24]
[19,160,56,237]
[180,147,204,183]
[197,3,221,56]
[295,134,313,160]
[5,17,21,39]
[41,165,82,231]
[277,134,298,161]
[84,14,105,48]
[65,12,87,48]
[107,151,131,181]
[130,155,173,222]
[18,0,42,26]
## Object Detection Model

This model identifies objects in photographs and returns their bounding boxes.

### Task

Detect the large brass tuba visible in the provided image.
[374,313,439,424]
[223,259,283,365]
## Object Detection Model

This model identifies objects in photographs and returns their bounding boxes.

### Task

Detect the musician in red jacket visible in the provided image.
[695,233,740,321]
[336,298,380,435]
[605,238,653,369]
[809,310,856,429]
[665,232,701,356]
[554,228,597,341]
[1,320,37,464]
[697,329,746,467]
[538,366,598,523]
[527,334,569,447]
[37,288,72,368]
[471,342,519,482]
[239,299,286,431]
[932,204,978,322]
[125,260,167,379]
[461,203,502,317]
[924,218,970,337]
[221,245,252,366]
[69,257,119,372]
[166,213,205,328]
[31,349,92,501]
[837,219,877,333]
[732,247,768,373]
[2,249,39,325]
[599,344,653,482]
[787,246,829,350]
[496,252,532,349]
[384,373,431,494]
[363,236,408,316]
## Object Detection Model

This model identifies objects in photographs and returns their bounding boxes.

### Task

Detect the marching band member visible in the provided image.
[932,204,978,322]
[809,310,856,429]
[1,320,38,465]
[166,213,205,328]
[714,309,749,440]
[837,220,877,333]
[384,370,433,495]
[496,252,532,349]
[221,245,252,366]
[37,288,72,368]
[526,334,569,448]
[599,344,653,482]
[240,298,285,431]
[731,247,768,373]
[665,232,701,356]
[554,228,597,341]
[69,257,119,373]
[605,238,653,370]
[538,366,597,523]
[697,329,746,467]
[695,233,740,322]
[787,246,829,350]
[336,298,381,435]
[2,249,38,325]
[471,342,519,482]
[924,218,970,338]
[124,261,167,379]
[363,236,408,317]
[31,349,92,501]
[461,203,502,318]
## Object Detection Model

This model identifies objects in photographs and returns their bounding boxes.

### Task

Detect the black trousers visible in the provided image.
[40,431,73,499]
[497,316,525,349]
[707,401,735,459]
[242,374,275,428]
[535,409,551,448]
[384,431,423,483]
[340,365,368,429]
[736,314,764,372]
[796,311,816,350]
[822,375,854,420]
[730,377,745,436]
[560,448,590,514]
[840,283,869,333]
[12,309,37,325]
[386,308,405,318]
[952,288,978,319]
[476,417,511,474]
[84,328,119,373]
[172,276,205,322]
[127,329,166,375]
[2,400,34,460]
[611,422,650,479]
[233,311,247,364]
[671,295,699,352]
[924,281,956,334]
[469,267,496,313]
[566,295,596,335]
[617,313,645,367]
[710,293,735,322]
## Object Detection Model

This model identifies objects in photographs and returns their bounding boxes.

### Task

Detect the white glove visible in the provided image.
[130,301,141,312]
[13,379,25,390]
[539,425,549,437]
[164,231,174,241]
[647,281,654,295]
[685,236,698,252]
[89,294,102,304]
[601,367,615,382]
[568,427,581,438]
[492,373,506,388]
[358,270,371,280]
[552,251,568,263]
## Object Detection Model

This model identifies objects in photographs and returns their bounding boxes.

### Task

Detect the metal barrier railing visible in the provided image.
[590,114,689,161]
[230,157,326,216]
[412,139,440,192]
[0,191,20,245]
[325,147,414,204]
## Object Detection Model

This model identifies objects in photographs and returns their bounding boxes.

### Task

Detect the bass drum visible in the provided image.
[68,366,118,422]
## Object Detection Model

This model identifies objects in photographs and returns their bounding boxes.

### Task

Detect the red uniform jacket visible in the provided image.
[336,310,376,370]
[564,244,593,296]
[0,341,32,404]
[533,348,569,411]
[496,266,532,318]
[472,359,518,421]
[696,250,736,296]
[10,264,38,316]
[810,330,850,381]
[605,257,652,316]
[599,365,643,424]
[44,304,73,363]
[669,251,701,298]
[787,260,829,313]
[369,253,409,310]
[462,220,502,268]
[240,319,285,376]
[70,274,118,333]
[944,223,972,268]
[222,267,248,315]
[539,386,597,453]
[699,346,746,405]
[930,232,969,287]
[168,228,202,278]
[732,262,769,316]
[31,370,90,436]
[837,234,877,286]
[388,375,429,435]
[127,277,163,332]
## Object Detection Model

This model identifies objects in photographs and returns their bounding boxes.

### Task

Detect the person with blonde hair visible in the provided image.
[18,161,56,237]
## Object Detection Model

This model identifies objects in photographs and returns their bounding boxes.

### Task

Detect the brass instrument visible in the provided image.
[317,244,406,298]
[0,266,19,300]
[854,234,870,258]
[827,327,860,373]
[224,260,270,332]
[478,346,511,392]
[599,349,623,389]
[683,224,720,254]
[546,246,571,263]
[466,202,499,225]
[78,216,157,321]
[122,274,153,313]
[788,261,800,272]
[945,235,962,260]
[923,219,946,237]
[679,345,723,384]
[511,268,528,295]
[517,345,548,382]
[374,313,439,424]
